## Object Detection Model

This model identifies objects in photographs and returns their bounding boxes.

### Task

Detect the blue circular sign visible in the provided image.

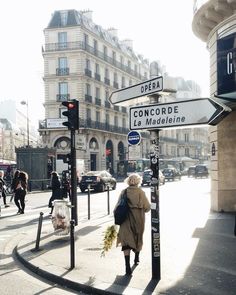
[127,131,141,145]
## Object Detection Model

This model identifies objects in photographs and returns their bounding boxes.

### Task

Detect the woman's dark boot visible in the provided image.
[125,255,132,275]
[134,252,140,265]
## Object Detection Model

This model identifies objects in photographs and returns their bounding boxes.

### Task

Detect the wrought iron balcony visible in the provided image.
[113,82,119,89]
[95,73,101,81]
[85,68,92,77]
[44,41,147,80]
[79,118,129,134]
[56,68,69,76]
[56,94,70,101]
[104,78,110,85]
[95,98,101,106]
[85,94,92,103]
[105,101,111,109]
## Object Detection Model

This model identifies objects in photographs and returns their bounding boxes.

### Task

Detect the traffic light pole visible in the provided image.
[70,129,78,226]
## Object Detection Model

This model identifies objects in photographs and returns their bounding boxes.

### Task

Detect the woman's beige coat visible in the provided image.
[114,186,151,251]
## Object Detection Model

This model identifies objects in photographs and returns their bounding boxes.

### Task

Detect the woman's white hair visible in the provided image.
[125,173,142,186]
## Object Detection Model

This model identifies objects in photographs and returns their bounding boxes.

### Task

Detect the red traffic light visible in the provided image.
[61,99,79,130]
[68,102,76,109]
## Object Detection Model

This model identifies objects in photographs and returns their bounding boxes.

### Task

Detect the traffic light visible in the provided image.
[62,153,72,165]
[62,99,79,130]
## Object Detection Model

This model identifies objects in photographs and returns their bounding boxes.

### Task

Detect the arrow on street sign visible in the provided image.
[129,98,231,130]
[109,76,163,105]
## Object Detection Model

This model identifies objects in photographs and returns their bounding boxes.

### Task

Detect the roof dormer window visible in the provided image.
[60,11,68,26]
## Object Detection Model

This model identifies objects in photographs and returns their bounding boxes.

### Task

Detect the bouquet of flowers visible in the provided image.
[101,225,117,257]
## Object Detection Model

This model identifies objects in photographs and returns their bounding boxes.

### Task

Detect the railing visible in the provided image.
[85,94,92,103]
[105,101,111,108]
[56,94,70,101]
[95,98,101,106]
[43,41,147,80]
[56,68,69,76]
[85,68,92,77]
[104,78,110,85]
[114,105,119,111]
[95,73,101,81]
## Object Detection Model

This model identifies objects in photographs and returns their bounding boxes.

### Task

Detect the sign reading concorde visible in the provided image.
[109,76,163,105]
[129,98,231,130]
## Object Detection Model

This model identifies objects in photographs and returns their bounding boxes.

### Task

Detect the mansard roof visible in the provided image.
[47,9,145,63]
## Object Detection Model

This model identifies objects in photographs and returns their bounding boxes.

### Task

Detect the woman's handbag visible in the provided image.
[114,189,129,225]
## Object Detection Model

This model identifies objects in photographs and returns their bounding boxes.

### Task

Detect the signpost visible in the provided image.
[109,76,163,105]
[109,76,231,283]
[129,98,231,130]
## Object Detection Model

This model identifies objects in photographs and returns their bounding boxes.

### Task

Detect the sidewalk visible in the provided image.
[13,204,236,295]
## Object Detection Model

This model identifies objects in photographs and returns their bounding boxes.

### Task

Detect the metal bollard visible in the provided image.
[35,212,44,251]
[70,219,75,269]
[88,185,91,220]
[107,185,110,215]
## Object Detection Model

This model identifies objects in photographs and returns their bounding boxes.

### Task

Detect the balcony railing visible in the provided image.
[113,82,119,89]
[104,78,110,85]
[95,98,101,106]
[114,105,119,112]
[56,94,70,101]
[79,118,129,134]
[105,101,111,109]
[85,68,92,77]
[85,94,92,103]
[95,73,101,81]
[43,41,147,80]
[56,68,69,76]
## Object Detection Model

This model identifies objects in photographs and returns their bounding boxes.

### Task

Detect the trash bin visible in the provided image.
[52,199,71,235]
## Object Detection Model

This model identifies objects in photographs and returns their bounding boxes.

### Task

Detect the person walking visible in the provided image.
[0,170,10,208]
[11,170,20,204]
[14,171,28,214]
[114,173,151,275]
[48,171,62,215]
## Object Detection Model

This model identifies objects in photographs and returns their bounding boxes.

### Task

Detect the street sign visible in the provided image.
[129,98,231,130]
[109,76,163,105]
[127,130,141,145]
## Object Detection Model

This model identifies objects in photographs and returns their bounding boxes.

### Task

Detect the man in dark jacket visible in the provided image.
[0,170,10,208]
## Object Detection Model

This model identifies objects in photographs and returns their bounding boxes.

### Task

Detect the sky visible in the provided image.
[0,0,210,127]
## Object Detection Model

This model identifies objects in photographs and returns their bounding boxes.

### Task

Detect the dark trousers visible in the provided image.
[14,189,26,212]
[1,190,7,205]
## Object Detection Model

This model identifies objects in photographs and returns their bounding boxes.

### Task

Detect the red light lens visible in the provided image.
[68,103,75,109]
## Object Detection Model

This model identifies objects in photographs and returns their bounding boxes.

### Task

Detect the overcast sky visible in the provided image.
[0,0,209,127]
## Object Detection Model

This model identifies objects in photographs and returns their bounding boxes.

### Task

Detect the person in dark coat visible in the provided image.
[0,170,10,208]
[14,171,28,214]
[11,170,21,212]
[48,171,62,214]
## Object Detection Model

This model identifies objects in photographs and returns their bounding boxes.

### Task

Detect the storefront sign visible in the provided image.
[217,32,236,100]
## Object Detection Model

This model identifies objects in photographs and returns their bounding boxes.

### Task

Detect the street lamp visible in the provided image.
[20,100,29,147]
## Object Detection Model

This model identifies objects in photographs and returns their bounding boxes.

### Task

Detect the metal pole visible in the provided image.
[70,219,75,269]
[35,212,44,251]
[88,185,91,220]
[26,100,29,147]
[70,129,78,225]
[107,185,110,215]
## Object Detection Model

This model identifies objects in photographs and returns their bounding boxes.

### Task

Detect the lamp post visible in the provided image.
[20,100,29,147]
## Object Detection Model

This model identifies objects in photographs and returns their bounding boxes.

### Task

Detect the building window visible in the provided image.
[184,133,189,142]
[86,83,91,95]
[105,68,109,79]
[105,90,109,101]
[95,87,100,99]
[114,115,118,126]
[94,39,98,54]
[134,64,138,74]
[86,109,91,120]
[104,46,107,59]
[84,33,89,47]
[86,59,90,69]
[129,79,132,86]
[96,111,100,123]
[128,60,131,69]
[57,82,68,101]
[58,32,67,49]
[120,55,123,65]
[122,117,126,128]
[106,113,110,124]
[95,63,100,74]
[60,11,68,26]
[122,76,126,88]
[57,57,68,75]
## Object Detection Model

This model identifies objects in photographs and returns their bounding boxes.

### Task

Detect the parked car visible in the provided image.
[79,170,117,193]
[188,166,196,177]
[141,169,165,186]
[162,167,181,181]
[194,164,209,178]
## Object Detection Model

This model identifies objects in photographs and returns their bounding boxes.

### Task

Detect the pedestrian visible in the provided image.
[11,170,20,211]
[114,173,151,275]
[48,171,62,215]
[0,170,10,208]
[14,171,28,214]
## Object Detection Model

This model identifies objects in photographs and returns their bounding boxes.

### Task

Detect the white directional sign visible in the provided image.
[129,98,231,130]
[109,76,163,105]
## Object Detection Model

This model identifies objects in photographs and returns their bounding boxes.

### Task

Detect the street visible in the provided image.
[1,176,234,295]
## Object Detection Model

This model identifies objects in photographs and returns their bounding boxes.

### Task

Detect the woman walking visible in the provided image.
[14,171,28,214]
[114,173,151,275]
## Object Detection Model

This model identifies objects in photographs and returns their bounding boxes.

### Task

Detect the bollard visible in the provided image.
[70,219,75,269]
[107,185,110,215]
[88,185,91,220]
[35,212,44,251]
